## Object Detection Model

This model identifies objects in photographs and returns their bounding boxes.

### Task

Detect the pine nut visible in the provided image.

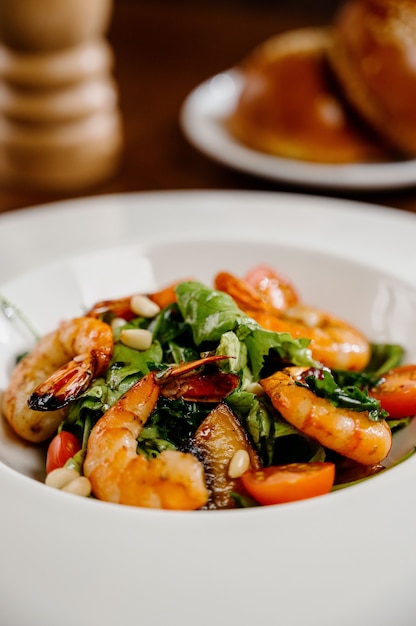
[62,476,92,497]
[228,449,250,479]
[120,328,153,351]
[130,294,160,318]
[111,317,127,333]
[45,467,80,489]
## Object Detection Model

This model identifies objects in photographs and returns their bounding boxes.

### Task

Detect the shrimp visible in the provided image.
[215,270,370,371]
[216,266,299,315]
[86,279,188,321]
[254,304,371,371]
[215,271,275,316]
[260,366,392,465]
[2,317,113,443]
[84,357,238,510]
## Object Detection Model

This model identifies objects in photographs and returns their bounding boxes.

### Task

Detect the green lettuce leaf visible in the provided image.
[176,281,314,380]
[299,367,388,421]
[176,281,240,344]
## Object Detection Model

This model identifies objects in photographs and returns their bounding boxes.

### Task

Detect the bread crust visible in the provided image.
[328,0,416,156]
[228,27,391,163]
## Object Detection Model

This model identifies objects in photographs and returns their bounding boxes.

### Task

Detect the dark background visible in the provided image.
[2,0,416,215]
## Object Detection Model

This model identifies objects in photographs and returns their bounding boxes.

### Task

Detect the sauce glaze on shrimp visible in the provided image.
[260,366,392,465]
[83,365,223,510]
[2,317,113,443]
[215,270,371,371]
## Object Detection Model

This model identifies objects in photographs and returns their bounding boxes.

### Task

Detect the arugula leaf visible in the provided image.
[215,330,248,373]
[176,281,240,344]
[176,281,315,380]
[65,379,108,432]
[365,342,404,377]
[107,341,163,391]
[151,303,191,346]
[136,425,177,458]
[231,492,259,508]
[227,390,324,466]
[298,367,388,421]
[136,397,211,458]
[237,321,314,379]
[330,368,381,391]
[63,341,164,436]
[327,342,404,408]
[244,395,275,465]
[64,447,87,473]
[388,417,410,433]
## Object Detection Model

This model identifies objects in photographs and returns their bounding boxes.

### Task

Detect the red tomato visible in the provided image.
[46,431,82,474]
[241,462,335,506]
[369,365,416,419]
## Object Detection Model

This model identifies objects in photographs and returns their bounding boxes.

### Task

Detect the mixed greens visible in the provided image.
[61,280,404,480]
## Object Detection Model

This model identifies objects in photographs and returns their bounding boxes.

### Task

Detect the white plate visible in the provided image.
[1,190,416,626]
[180,70,416,191]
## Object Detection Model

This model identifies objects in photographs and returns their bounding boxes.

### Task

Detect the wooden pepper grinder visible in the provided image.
[0,0,123,191]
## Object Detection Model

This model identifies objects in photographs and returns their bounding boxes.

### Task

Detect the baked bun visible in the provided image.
[329,0,416,157]
[228,27,391,163]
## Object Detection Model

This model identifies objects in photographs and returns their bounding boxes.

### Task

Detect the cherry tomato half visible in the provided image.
[241,462,335,506]
[369,365,416,419]
[46,431,82,474]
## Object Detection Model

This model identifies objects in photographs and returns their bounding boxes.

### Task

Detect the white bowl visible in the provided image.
[1,191,416,626]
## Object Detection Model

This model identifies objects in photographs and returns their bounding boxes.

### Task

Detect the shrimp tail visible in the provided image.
[160,371,240,402]
[28,352,97,411]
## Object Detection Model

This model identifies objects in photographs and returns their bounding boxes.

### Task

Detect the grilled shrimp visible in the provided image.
[255,304,371,371]
[260,366,392,465]
[215,266,299,315]
[84,357,239,510]
[2,317,113,443]
[86,280,185,321]
[215,270,370,371]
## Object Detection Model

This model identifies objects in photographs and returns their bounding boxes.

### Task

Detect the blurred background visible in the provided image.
[1,0,414,214]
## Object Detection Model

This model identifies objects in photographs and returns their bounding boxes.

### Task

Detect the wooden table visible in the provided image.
[1,0,416,215]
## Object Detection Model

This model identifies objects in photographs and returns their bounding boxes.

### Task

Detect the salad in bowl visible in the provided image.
[2,263,412,511]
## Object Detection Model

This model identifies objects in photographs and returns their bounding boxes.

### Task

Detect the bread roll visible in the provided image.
[228,27,391,163]
[329,0,416,156]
